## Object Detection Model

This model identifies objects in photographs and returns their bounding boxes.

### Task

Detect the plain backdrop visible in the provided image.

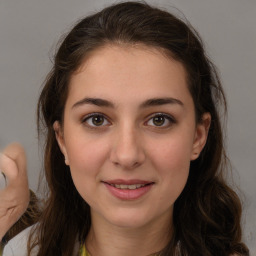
[0,0,255,254]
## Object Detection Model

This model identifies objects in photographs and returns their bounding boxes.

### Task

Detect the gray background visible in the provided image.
[0,0,255,254]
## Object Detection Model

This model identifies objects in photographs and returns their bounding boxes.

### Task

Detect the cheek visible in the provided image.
[149,134,193,200]
[150,132,193,171]
[65,135,109,191]
[66,132,108,166]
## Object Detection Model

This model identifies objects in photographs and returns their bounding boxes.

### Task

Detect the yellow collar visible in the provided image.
[80,244,90,256]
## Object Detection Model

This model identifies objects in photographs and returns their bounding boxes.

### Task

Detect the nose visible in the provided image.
[109,125,145,170]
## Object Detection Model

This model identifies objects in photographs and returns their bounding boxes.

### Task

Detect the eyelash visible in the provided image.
[82,113,111,128]
[145,113,176,128]
[81,112,176,129]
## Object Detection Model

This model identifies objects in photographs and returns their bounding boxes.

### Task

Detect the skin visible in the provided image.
[54,44,211,256]
[0,143,29,241]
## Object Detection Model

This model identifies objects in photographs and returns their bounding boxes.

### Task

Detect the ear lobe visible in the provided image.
[53,121,69,165]
[191,113,211,161]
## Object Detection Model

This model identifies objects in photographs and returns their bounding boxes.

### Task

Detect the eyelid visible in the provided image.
[81,112,176,129]
[81,112,111,127]
[145,112,176,127]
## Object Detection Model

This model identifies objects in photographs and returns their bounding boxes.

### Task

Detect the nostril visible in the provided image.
[109,135,146,169]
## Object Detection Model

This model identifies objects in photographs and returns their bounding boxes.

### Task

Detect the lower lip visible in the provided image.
[103,183,153,200]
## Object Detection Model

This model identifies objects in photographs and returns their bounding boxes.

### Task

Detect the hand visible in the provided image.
[0,143,29,241]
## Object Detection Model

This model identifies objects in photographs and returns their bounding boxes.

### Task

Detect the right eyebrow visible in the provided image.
[72,97,115,109]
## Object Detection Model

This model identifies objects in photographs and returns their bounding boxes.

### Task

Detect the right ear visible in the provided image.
[53,121,69,165]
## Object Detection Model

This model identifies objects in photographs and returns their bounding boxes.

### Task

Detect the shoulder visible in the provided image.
[3,225,38,256]
[3,224,80,256]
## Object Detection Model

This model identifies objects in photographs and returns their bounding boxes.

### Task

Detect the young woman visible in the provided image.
[2,1,249,256]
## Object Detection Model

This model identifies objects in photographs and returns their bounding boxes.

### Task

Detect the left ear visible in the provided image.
[190,113,211,160]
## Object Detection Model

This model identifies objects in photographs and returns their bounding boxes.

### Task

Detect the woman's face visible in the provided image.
[55,44,210,229]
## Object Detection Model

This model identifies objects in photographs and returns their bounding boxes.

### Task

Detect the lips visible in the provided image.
[110,183,147,190]
[104,179,153,185]
[102,179,154,200]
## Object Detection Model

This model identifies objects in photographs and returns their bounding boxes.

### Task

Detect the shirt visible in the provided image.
[2,225,80,256]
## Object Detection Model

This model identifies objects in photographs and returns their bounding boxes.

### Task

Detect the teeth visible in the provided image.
[111,184,146,190]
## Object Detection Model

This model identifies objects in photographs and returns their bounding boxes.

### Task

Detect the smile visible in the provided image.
[109,184,147,190]
[103,180,154,200]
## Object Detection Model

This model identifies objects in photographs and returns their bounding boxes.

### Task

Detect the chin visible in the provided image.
[102,207,156,229]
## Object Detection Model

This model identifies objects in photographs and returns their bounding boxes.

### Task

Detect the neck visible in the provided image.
[86,209,173,256]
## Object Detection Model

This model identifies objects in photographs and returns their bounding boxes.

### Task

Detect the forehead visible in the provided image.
[74,43,186,80]
[67,44,191,107]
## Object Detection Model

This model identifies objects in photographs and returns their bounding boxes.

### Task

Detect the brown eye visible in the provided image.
[83,114,110,127]
[146,113,175,128]
[152,115,165,126]
[92,115,104,126]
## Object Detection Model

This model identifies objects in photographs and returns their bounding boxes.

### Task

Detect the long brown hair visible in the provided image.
[33,2,249,255]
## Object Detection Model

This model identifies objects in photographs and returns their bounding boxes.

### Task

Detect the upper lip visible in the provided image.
[103,179,154,185]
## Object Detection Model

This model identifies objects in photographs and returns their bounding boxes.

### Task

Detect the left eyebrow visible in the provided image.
[139,97,184,108]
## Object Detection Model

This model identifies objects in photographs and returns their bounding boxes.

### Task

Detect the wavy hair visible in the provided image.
[32,2,249,255]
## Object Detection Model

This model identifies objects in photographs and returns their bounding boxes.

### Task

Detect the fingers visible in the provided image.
[0,154,19,183]
[1,143,27,175]
[0,143,30,240]
[0,172,6,190]
[0,143,27,186]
